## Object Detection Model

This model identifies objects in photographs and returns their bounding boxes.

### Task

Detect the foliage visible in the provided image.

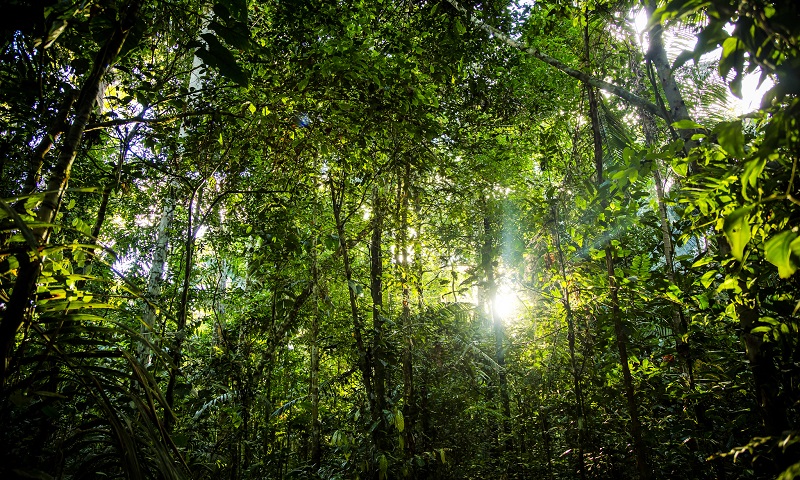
[1,0,799,479]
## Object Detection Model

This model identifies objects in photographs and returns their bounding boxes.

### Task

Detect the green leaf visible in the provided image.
[723,206,753,261]
[198,33,249,86]
[717,276,741,292]
[765,231,799,278]
[671,119,703,129]
[699,270,716,289]
[717,121,745,157]
[394,409,404,432]
[378,454,388,478]
[208,20,250,51]
[298,76,310,91]
[454,18,466,35]
[719,37,745,97]
[740,158,766,200]
[0,198,39,252]
[671,157,689,177]
[692,256,714,268]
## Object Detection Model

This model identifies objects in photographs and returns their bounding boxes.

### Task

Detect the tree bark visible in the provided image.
[582,18,650,477]
[310,234,322,469]
[166,184,202,427]
[643,0,698,153]
[20,91,78,199]
[629,45,696,388]
[737,284,787,438]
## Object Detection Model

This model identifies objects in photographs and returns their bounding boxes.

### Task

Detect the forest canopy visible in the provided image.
[1,0,799,479]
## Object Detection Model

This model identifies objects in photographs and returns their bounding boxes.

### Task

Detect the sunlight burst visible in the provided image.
[493,284,520,322]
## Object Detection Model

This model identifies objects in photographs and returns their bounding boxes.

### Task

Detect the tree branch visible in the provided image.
[444,0,667,121]
[84,110,245,132]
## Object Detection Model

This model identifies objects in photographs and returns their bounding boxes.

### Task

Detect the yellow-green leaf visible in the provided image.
[723,206,752,261]
[740,158,766,200]
[671,119,703,129]
[765,231,799,278]
[394,409,404,432]
[717,120,745,157]
[454,18,466,35]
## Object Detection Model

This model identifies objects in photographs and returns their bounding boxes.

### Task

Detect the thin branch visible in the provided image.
[84,110,245,132]
[444,0,667,121]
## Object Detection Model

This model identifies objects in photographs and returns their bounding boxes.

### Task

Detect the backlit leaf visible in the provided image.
[723,206,753,261]
[765,231,799,278]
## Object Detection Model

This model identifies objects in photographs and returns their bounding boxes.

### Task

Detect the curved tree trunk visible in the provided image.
[0,0,144,388]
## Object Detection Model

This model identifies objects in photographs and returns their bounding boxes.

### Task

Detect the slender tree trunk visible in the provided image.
[139,195,176,366]
[89,127,137,242]
[76,127,137,291]
[481,207,511,451]
[552,203,587,480]
[310,234,322,469]
[20,91,78,199]
[737,284,787,437]
[643,0,698,154]
[630,50,696,387]
[329,178,375,423]
[583,17,649,477]
[413,190,424,311]
[591,86,650,480]
[166,185,202,427]
[541,410,554,480]
[0,0,144,388]
[370,185,387,455]
[398,169,416,468]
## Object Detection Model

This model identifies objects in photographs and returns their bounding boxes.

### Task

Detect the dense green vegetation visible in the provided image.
[1,0,799,478]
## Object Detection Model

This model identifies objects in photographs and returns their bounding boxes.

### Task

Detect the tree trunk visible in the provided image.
[329,178,375,425]
[738,286,787,437]
[166,185,202,427]
[413,190,424,311]
[310,235,322,469]
[370,185,387,454]
[630,50,696,388]
[643,0,698,153]
[583,17,649,477]
[20,91,78,199]
[398,169,416,468]
[481,207,511,451]
[541,410,555,480]
[552,202,587,480]
[0,0,144,388]
[139,194,175,367]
